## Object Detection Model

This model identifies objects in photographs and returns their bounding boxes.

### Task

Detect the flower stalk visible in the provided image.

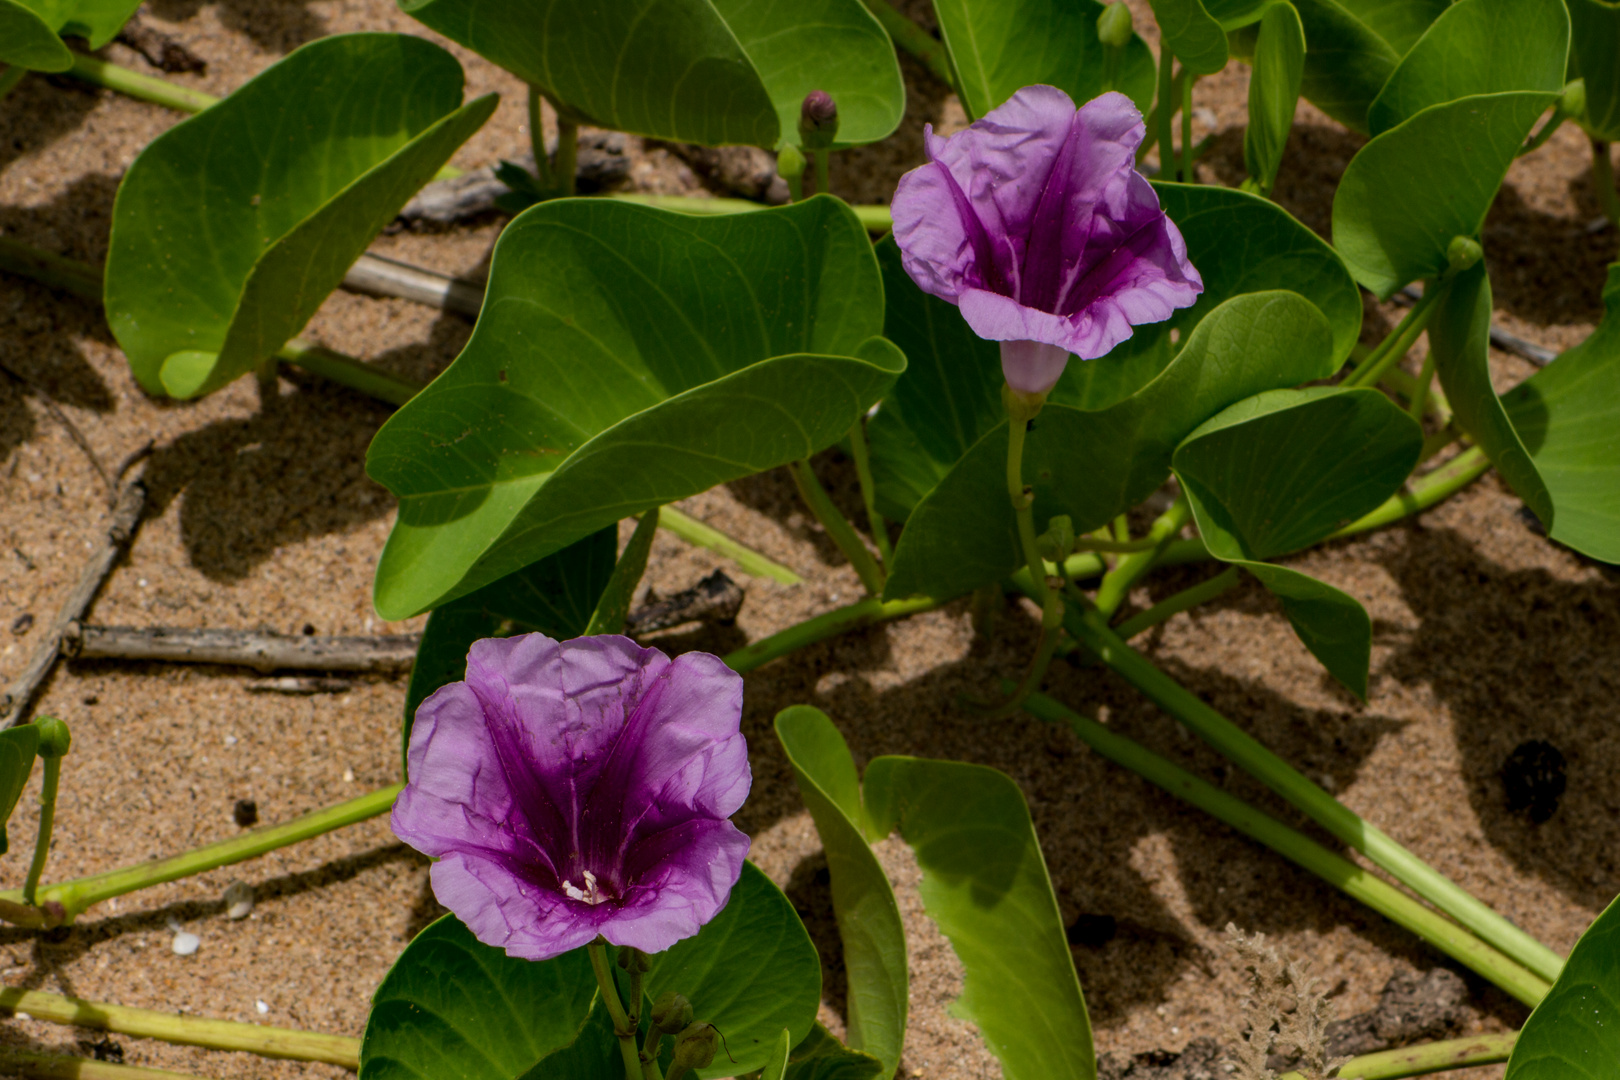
[589,939,647,1080]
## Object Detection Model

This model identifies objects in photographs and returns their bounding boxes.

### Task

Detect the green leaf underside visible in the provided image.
[1201,0,1273,31]
[1502,264,1620,564]
[397,0,901,148]
[105,33,495,398]
[883,291,1336,602]
[1172,387,1423,695]
[1366,0,1569,136]
[0,0,71,70]
[644,862,822,1079]
[762,1031,793,1080]
[1569,0,1620,141]
[1244,2,1305,193]
[869,185,1359,527]
[1505,892,1620,1078]
[368,196,901,620]
[400,527,616,774]
[1147,0,1228,75]
[775,707,907,1078]
[1429,262,1554,526]
[1293,0,1449,132]
[864,756,1095,1080]
[1332,91,1558,298]
[0,727,39,856]
[931,0,1156,119]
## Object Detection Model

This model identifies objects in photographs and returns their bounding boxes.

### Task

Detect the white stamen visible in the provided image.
[561,869,607,905]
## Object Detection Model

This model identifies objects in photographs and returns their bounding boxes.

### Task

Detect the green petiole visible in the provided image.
[20,756,60,907]
[857,0,960,93]
[1157,48,1176,182]
[1346,287,1438,389]
[1093,493,1191,618]
[654,506,804,585]
[788,459,887,596]
[1112,564,1240,639]
[847,417,894,567]
[588,939,646,1080]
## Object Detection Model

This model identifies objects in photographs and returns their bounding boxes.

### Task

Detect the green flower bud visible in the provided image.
[33,717,70,759]
[777,145,806,181]
[1446,235,1484,275]
[799,90,839,151]
[1036,515,1076,563]
[671,1023,718,1072]
[1561,78,1587,121]
[650,991,694,1034]
[1096,2,1133,48]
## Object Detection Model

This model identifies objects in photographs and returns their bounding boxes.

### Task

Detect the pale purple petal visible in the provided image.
[999,340,1072,396]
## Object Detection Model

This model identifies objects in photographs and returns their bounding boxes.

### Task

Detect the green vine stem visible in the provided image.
[857,0,960,92]
[723,596,941,672]
[1047,598,1567,984]
[1345,288,1438,389]
[0,987,359,1067]
[67,51,217,113]
[21,757,61,905]
[588,939,646,1080]
[1112,564,1240,639]
[653,507,804,584]
[273,339,423,406]
[1328,446,1489,540]
[1093,493,1191,618]
[1019,691,1551,1007]
[1592,138,1620,226]
[846,418,894,566]
[788,459,886,596]
[1157,47,1176,182]
[527,86,553,192]
[0,1046,199,1080]
[555,113,580,198]
[1326,1031,1516,1079]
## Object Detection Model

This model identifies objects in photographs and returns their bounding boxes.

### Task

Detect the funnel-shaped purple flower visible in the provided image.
[392,633,751,961]
[892,86,1202,396]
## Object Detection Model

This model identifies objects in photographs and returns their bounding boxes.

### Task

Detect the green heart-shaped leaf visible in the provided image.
[515,1000,622,1080]
[1502,264,1620,564]
[368,196,903,619]
[1570,0,1620,140]
[775,707,906,1078]
[863,755,1093,1080]
[1234,561,1373,697]
[786,1027,884,1080]
[398,0,902,149]
[1244,1,1304,195]
[0,726,39,856]
[931,0,1156,118]
[1506,892,1620,1078]
[1332,91,1557,298]
[1367,0,1569,136]
[105,33,496,399]
[1293,0,1449,132]
[1429,262,1554,526]
[0,0,71,70]
[1148,0,1229,75]
[883,291,1336,601]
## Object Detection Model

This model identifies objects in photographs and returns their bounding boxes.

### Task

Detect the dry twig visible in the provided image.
[63,626,420,674]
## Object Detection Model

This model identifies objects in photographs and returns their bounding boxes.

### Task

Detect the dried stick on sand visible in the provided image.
[62,626,421,674]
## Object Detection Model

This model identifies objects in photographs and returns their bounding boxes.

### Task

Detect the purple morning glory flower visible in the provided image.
[392,633,751,961]
[891,85,1203,396]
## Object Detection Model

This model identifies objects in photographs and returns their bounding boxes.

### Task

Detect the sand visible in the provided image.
[1,1,1617,1077]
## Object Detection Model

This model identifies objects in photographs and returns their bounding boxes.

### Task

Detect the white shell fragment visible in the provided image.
[256,1000,269,1015]
[223,880,255,920]
[172,931,200,956]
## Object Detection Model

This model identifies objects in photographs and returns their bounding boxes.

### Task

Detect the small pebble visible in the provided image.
[256,1000,269,1015]
[233,799,258,828]
[223,881,255,920]
[343,767,355,783]
[172,932,200,956]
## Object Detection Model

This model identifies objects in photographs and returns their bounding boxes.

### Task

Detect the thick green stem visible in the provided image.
[21,758,59,906]
[1330,1032,1516,1078]
[846,418,893,566]
[1408,347,1438,420]
[857,0,959,91]
[1593,139,1620,226]
[528,85,553,191]
[0,65,26,103]
[1179,72,1194,182]
[274,339,422,406]
[1093,494,1191,618]
[588,940,645,1080]
[0,237,103,301]
[0,1047,199,1080]
[788,460,886,596]
[653,507,803,585]
[67,51,217,113]
[1346,289,1438,389]
[1076,535,1159,554]
[556,116,579,198]
[1328,446,1489,540]
[1113,565,1240,639]
[1051,601,1566,984]
[1157,49,1176,181]
[1019,691,1550,1006]
[0,987,359,1067]
[722,596,939,672]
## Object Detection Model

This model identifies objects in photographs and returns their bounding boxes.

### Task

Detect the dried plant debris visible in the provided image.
[397,134,632,227]
[1224,924,1346,1080]
[1096,1038,1225,1080]
[1322,968,1473,1059]
[656,143,790,204]
[1501,739,1568,823]
[115,13,207,73]
[627,570,745,635]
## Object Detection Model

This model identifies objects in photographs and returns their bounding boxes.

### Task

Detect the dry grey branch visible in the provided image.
[1395,284,1556,366]
[63,626,421,674]
[626,570,744,634]
[342,253,484,319]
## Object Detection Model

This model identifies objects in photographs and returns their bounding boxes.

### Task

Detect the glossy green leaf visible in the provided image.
[1293,0,1449,132]
[1502,264,1620,564]
[398,0,902,149]
[763,1030,793,1080]
[1202,0,1272,30]
[1367,0,1569,136]
[0,0,71,70]
[516,1001,632,1080]
[883,292,1336,601]
[645,861,822,1078]
[864,756,1094,1080]
[1244,1,1304,195]
[931,0,1156,118]
[1173,387,1422,696]
[1505,892,1620,1078]
[369,196,902,619]
[775,707,906,1078]
[1569,0,1620,140]
[1332,91,1557,298]
[105,34,496,399]
[1147,0,1228,75]
[0,726,38,856]
[1429,262,1554,525]
[583,510,657,637]
[786,1027,885,1080]
[401,527,617,773]
[359,915,598,1080]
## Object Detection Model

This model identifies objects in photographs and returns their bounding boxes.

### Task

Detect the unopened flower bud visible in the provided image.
[1561,78,1587,120]
[777,144,806,181]
[1096,2,1133,48]
[1036,515,1076,563]
[33,717,70,759]
[799,90,839,150]
[1446,235,1483,275]
[650,991,694,1034]
[671,1023,718,1072]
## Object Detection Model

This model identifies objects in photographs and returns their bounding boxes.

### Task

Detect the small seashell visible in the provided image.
[223,881,254,920]
[256,1000,269,1015]
[171,931,200,956]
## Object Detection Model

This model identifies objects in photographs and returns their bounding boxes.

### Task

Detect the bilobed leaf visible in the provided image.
[645,862,822,1078]
[1332,91,1557,298]
[883,292,1336,601]
[398,0,902,148]
[0,0,71,70]
[1292,0,1449,132]
[1569,0,1620,141]
[1428,262,1554,526]
[1244,1,1304,195]
[1367,0,1569,136]
[105,34,496,398]
[863,756,1094,1080]
[1147,0,1228,75]
[359,915,598,1080]
[368,197,902,619]
[1505,892,1620,1078]
[931,0,1156,118]
[1502,264,1620,564]
[0,726,38,856]
[775,707,907,1078]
